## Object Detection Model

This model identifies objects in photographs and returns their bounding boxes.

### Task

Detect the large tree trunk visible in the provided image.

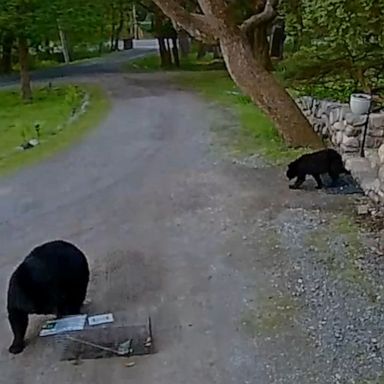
[250,25,272,71]
[1,32,14,73]
[18,36,32,102]
[152,0,323,148]
[220,31,322,148]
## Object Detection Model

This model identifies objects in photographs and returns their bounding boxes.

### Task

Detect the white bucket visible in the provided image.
[350,93,372,115]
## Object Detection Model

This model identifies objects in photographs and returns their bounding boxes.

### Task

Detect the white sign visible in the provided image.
[88,313,114,326]
[39,315,87,337]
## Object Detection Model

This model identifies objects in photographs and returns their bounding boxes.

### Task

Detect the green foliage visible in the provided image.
[0,0,137,65]
[281,0,384,98]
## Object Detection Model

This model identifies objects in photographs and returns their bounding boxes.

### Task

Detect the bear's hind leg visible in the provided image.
[312,174,323,189]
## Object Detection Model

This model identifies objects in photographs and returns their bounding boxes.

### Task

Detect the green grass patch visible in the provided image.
[176,71,308,164]
[124,52,225,72]
[0,84,109,176]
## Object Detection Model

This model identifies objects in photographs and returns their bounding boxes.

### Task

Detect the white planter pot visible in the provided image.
[350,93,372,115]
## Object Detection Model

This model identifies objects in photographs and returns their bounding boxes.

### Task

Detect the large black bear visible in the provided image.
[7,240,90,354]
[286,148,349,189]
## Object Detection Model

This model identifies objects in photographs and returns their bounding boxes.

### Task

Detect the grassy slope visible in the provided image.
[0,85,109,176]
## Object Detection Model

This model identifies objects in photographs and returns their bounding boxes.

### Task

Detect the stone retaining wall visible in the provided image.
[296,96,384,205]
[296,96,384,153]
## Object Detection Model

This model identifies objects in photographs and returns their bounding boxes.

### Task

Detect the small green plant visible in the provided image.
[64,85,83,113]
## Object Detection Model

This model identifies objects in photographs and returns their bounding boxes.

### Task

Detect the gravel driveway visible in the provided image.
[0,59,383,383]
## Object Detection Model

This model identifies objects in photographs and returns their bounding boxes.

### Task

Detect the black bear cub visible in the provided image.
[7,240,89,354]
[286,148,349,190]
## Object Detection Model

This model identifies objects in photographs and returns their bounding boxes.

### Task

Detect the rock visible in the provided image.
[369,113,384,129]
[342,135,360,148]
[377,188,384,203]
[345,112,368,126]
[335,131,343,145]
[341,105,351,120]
[329,108,341,125]
[21,139,40,150]
[344,125,361,137]
[368,128,384,138]
[368,190,380,203]
[357,204,369,215]
[333,121,345,131]
[365,149,380,168]
[344,157,370,173]
[300,96,314,110]
[124,361,136,368]
[313,122,322,133]
[378,229,384,252]
[378,165,384,183]
[364,136,375,148]
[361,178,380,193]
[378,144,384,163]
[374,138,384,148]
[28,139,39,147]
[341,144,359,153]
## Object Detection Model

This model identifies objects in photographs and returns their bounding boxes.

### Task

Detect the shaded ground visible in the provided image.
[0,68,383,383]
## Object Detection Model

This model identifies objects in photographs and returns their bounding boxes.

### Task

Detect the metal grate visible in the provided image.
[59,321,154,361]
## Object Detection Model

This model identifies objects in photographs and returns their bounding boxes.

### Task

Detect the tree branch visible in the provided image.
[152,0,218,42]
[197,0,227,18]
[240,0,279,33]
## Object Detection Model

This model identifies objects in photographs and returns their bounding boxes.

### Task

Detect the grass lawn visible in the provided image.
[125,53,307,164]
[124,52,226,72]
[0,84,109,176]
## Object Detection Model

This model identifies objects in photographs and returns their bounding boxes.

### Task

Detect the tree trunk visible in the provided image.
[158,37,171,67]
[57,21,70,64]
[220,31,323,148]
[196,42,208,59]
[113,9,125,51]
[132,3,139,39]
[151,0,322,148]
[164,39,172,66]
[178,29,190,58]
[212,44,222,59]
[171,37,180,67]
[1,32,13,73]
[253,26,273,71]
[18,36,32,102]
[246,25,273,71]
